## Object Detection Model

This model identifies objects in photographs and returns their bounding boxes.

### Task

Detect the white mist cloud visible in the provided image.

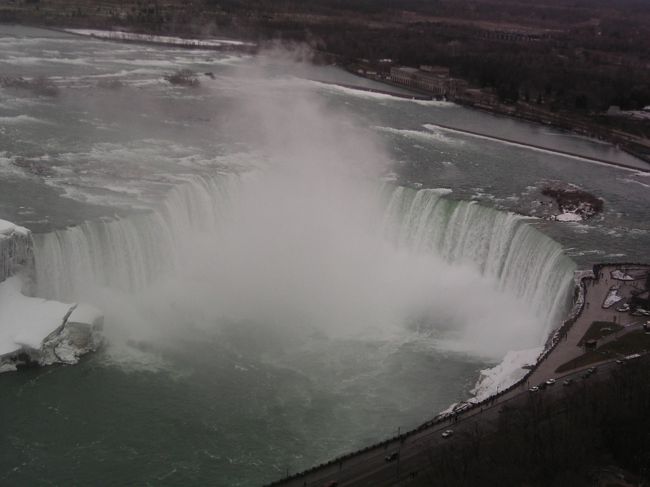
[86,51,545,361]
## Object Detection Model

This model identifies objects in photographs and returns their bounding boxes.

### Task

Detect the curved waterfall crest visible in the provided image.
[382,186,576,331]
[33,173,239,301]
[31,178,575,339]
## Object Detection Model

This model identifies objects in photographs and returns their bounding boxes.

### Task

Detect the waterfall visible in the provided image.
[30,178,576,340]
[33,174,238,301]
[0,221,34,284]
[382,186,576,331]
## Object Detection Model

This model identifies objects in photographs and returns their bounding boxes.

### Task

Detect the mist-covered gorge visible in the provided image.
[1,25,646,487]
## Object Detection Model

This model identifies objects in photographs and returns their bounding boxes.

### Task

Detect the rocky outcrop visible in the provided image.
[541,183,604,222]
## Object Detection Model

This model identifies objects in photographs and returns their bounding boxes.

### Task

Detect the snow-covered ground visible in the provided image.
[0,277,103,372]
[611,269,634,281]
[470,347,543,402]
[0,218,29,239]
[0,277,71,357]
[64,29,255,48]
[441,346,543,414]
[603,286,623,308]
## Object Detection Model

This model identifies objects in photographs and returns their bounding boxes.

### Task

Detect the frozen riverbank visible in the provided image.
[0,218,103,373]
[63,28,255,49]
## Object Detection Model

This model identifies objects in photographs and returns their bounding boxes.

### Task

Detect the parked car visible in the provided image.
[529,386,540,392]
[545,378,556,386]
[385,451,399,462]
[441,429,454,439]
[563,379,573,386]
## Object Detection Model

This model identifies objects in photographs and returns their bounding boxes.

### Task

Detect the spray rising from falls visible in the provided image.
[27,168,577,360]
[21,61,577,360]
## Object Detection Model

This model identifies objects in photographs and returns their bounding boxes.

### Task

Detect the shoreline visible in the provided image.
[426,123,650,173]
[268,262,650,486]
[2,23,648,483]
[17,24,258,53]
[21,23,650,166]
[319,77,649,172]
[344,69,650,166]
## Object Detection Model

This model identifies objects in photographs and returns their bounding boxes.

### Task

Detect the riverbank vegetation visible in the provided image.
[4,0,649,159]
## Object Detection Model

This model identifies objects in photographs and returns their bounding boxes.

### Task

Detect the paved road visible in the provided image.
[268,265,649,487]
[272,362,630,487]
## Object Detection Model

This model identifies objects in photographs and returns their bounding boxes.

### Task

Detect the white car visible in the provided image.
[441,429,454,439]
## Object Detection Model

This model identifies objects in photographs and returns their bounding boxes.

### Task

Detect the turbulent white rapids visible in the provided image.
[29,175,575,349]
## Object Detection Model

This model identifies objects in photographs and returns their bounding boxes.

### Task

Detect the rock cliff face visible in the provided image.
[0,219,103,373]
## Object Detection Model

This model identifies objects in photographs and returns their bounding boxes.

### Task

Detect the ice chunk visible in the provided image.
[0,277,103,372]
[555,211,583,222]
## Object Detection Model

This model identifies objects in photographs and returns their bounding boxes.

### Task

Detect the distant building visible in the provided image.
[480,30,546,42]
[389,66,466,98]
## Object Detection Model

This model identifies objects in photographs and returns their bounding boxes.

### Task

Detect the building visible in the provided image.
[389,66,466,98]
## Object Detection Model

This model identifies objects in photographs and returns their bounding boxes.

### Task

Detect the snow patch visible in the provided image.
[65,29,255,48]
[554,211,583,222]
[0,277,103,371]
[470,347,543,402]
[0,219,29,238]
[0,277,71,356]
[611,270,634,281]
[313,81,454,106]
[603,286,623,308]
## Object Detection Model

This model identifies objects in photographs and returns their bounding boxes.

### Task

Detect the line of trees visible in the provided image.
[413,359,650,486]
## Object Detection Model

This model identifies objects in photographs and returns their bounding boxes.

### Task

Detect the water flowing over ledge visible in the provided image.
[381,186,577,335]
[33,174,239,301]
[31,178,576,336]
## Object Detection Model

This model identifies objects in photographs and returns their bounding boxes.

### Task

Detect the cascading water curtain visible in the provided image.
[382,185,577,333]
